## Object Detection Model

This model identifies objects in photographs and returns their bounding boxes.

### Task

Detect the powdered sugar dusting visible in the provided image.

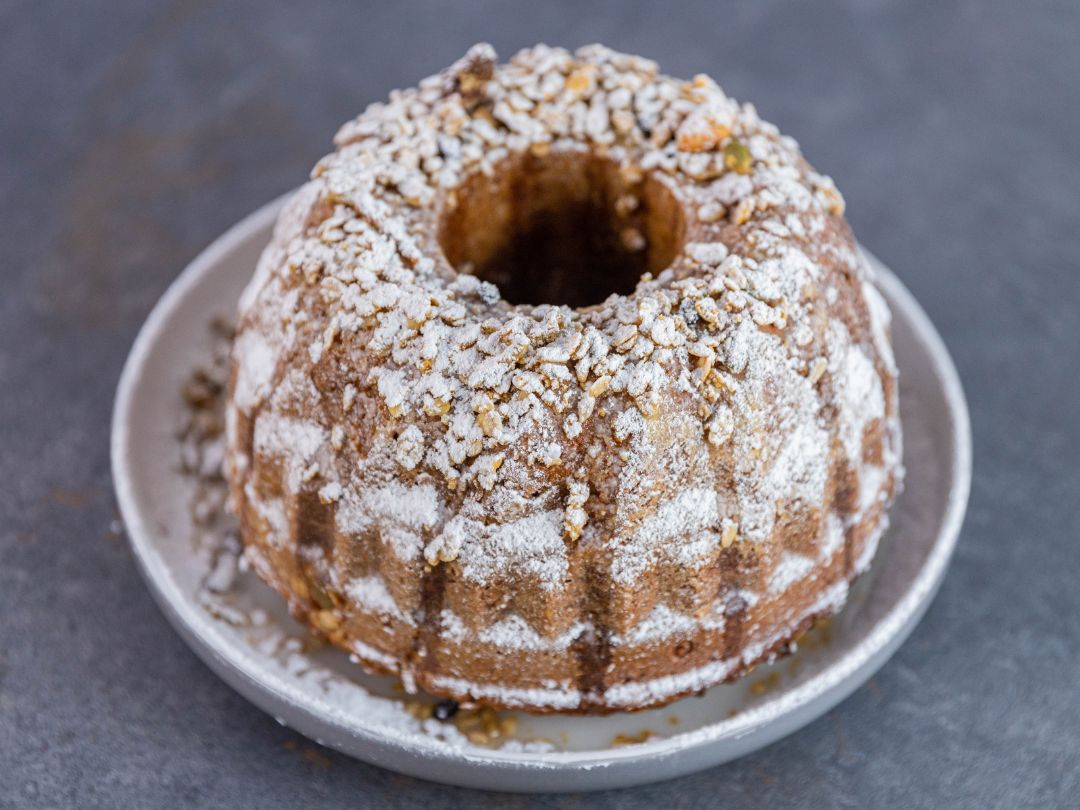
[838,344,885,463]
[428,508,568,589]
[345,575,412,623]
[827,321,887,465]
[429,674,583,711]
[604,658,740,709]
[230,329,276,410]
[335,481,442,561]
[611,487,720,585]
[768,552,816,595]
[476,614,590,651]
[252,413,326,490]
[819,512,845,561]
[613,603,723,646]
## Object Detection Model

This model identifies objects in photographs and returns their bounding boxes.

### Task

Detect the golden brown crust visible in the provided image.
[225,44,902,713]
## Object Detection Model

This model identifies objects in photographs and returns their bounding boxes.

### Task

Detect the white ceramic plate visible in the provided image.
[111,195,971,793]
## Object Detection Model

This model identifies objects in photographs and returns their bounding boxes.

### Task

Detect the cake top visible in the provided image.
[232,44,893,580]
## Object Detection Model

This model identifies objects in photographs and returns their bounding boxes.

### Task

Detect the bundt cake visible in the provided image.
[225,44,902,713]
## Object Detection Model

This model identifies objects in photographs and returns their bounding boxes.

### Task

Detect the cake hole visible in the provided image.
[439,152,685,309]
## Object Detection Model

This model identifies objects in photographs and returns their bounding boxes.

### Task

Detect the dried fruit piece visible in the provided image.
[433,700,459,721]
[723,138,753,175]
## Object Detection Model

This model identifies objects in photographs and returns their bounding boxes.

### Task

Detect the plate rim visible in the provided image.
[111,195,971,787]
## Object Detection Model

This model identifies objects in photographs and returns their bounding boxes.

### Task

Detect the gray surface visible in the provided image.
[1,0,1077,807]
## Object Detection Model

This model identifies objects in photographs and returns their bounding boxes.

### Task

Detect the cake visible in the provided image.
[225,44,902,713]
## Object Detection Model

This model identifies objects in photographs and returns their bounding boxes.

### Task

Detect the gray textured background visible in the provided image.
[2,1,1079,807]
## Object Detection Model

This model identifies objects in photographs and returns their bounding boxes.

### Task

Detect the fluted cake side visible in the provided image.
[225,44,902,713]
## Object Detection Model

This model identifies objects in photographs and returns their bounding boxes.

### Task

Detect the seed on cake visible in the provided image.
[565,67,595,95]
[289,575,310,602]
[721,521,739,548]
[734,197,755,224]
[588,375,612,397]
[612,324,639,352]
[313,610,341,633]
[697,201,727,223]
